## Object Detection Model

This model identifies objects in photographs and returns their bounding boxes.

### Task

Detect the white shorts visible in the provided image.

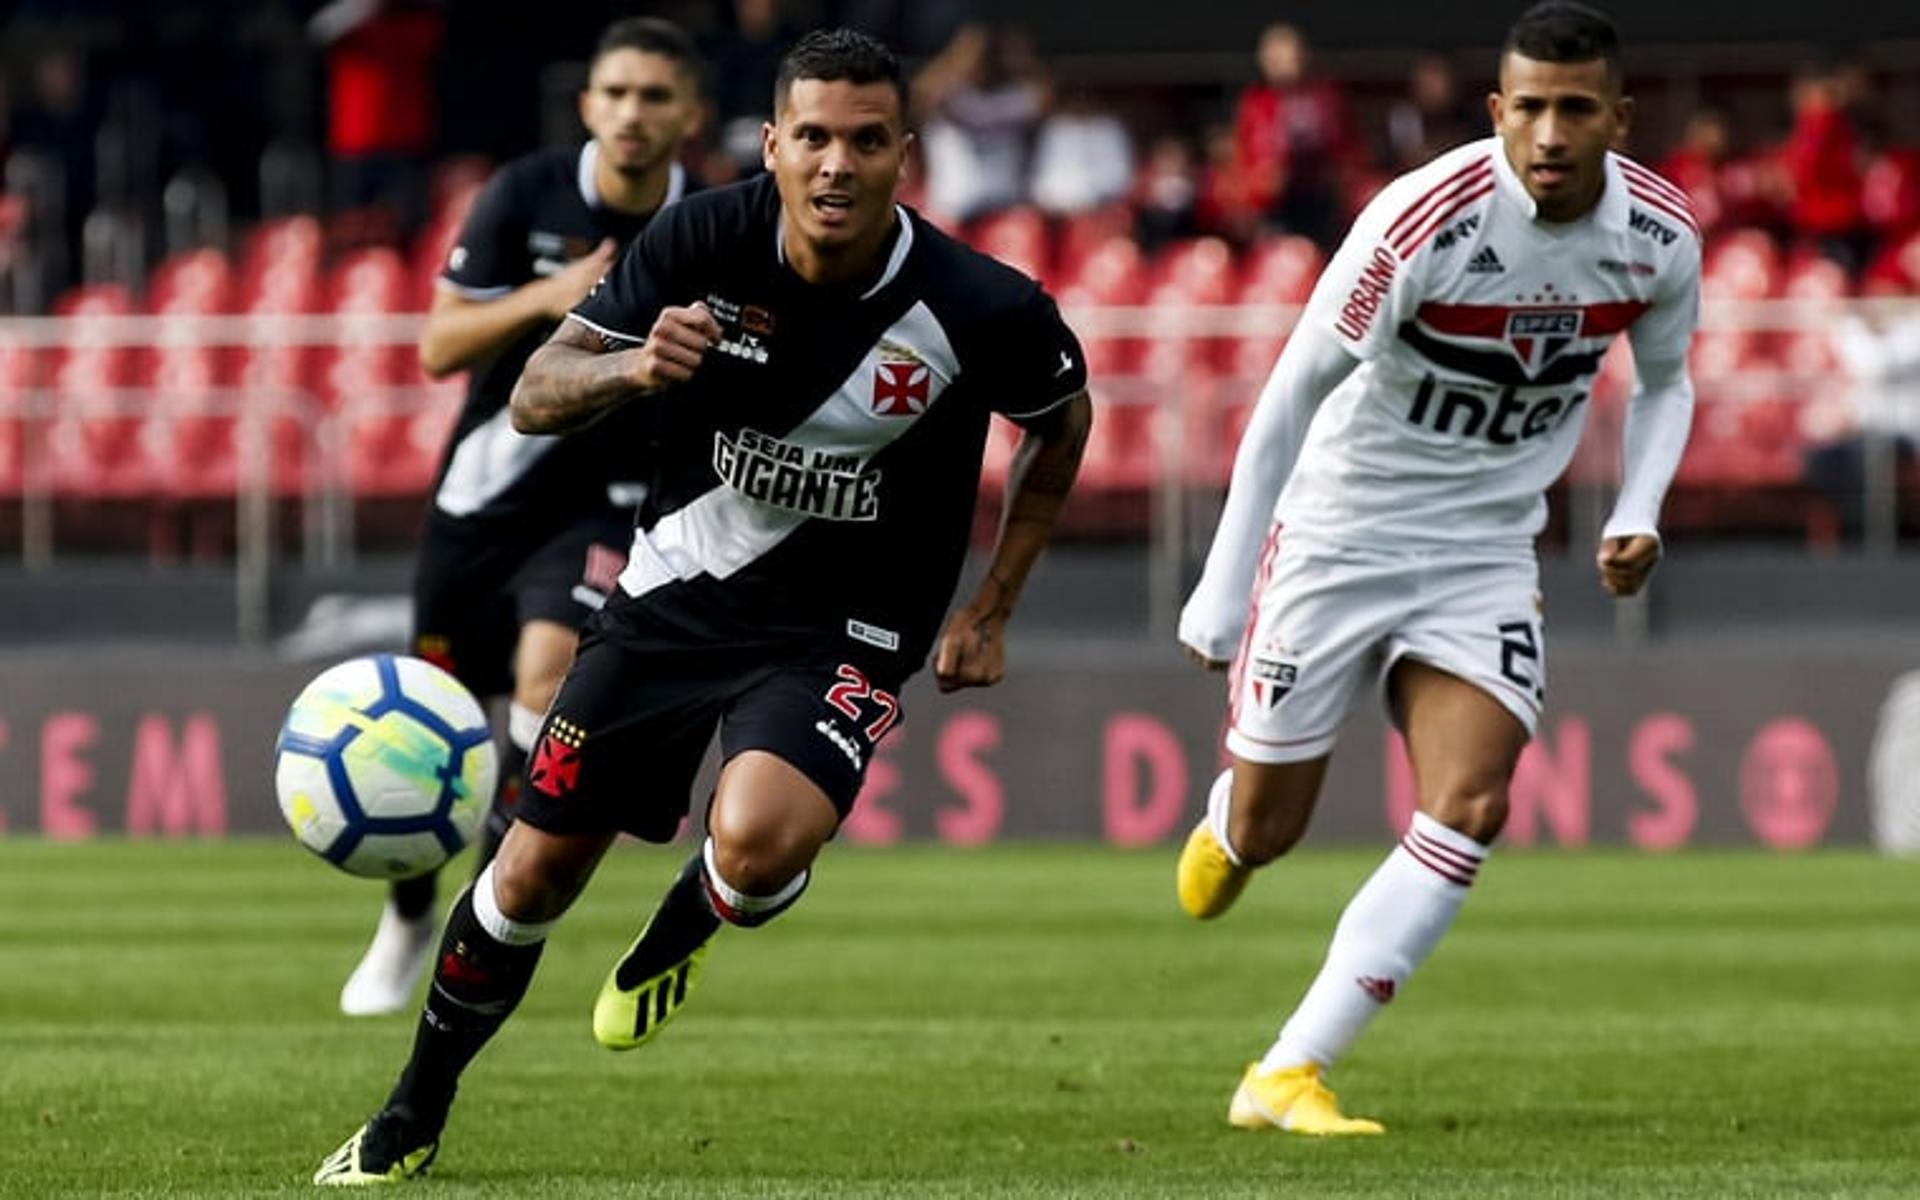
[1226,529,1545,764]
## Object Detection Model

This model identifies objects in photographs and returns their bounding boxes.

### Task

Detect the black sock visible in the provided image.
[386,884,543,1132]
[615,853,722,989]
[470,736,528,878]
[390,871,436,921]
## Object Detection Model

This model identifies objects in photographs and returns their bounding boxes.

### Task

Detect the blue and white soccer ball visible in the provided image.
[275,654,498,880]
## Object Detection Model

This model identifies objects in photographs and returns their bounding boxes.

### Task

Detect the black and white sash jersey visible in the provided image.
[431,143,690,523]
[568,173,1087,668]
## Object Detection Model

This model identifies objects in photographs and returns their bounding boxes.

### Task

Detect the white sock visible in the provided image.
[507,702,543,752]
[1259,811,1487,1073]
[1205,769,1245,867]
[472,861,555,946]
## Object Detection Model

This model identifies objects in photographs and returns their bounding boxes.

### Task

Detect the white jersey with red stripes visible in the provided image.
[1276,136,1701,548]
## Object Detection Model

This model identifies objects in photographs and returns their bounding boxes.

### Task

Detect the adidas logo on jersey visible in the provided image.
[1465,246,1505,274]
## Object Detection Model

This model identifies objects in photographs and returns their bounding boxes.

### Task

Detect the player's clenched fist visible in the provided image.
[932,604,1007,692]
[634,302,723,390]
[1596,533,1661,597]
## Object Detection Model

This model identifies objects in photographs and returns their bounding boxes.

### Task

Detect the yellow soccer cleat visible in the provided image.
[1176,821,1251,919]
[591,926,712,1051]
[1227,1062,1385,1136]
[312,1114,438,1186]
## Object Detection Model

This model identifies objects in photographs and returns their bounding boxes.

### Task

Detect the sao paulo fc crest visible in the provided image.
[1250,656,1298,711]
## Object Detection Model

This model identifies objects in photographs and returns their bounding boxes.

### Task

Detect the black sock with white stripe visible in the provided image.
[614,852,723,990]
[1260,811,1488,1073]
[386,868,548,1132]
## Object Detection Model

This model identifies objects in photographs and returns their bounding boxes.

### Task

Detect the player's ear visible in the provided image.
[898,129,917,183]
[1485,89,1503,130]
[761,120,778,173]
[1612,94,1635,141]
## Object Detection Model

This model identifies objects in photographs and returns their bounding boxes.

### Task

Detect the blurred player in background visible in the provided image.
[1176,0,1698,1134]
[314,29,1091,1183]
[338,17,704,1017]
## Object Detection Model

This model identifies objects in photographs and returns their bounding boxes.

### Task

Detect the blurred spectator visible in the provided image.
[11,48,97,284]
[309,0,444,248]
[1229,23,1360,250]
[705,0,796,182]
[1386,54,1478,172]
[1030,88,1133,216]
[1659,110,1731,235]
[1802,308,1920,538]
[1197,121,1259,243]
[1783,61,1868,272]
[1134,133,1200,251]
[913,24,1050,223]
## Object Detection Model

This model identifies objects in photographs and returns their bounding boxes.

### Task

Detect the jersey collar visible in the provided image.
[577,141,687,211]
[1488,136,1629,233]
[774,204,914,300]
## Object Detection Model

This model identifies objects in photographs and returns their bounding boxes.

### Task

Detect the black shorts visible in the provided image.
[514,601,908,842]
[411,507,634,697]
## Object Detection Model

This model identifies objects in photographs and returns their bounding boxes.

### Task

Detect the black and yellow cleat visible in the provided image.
[591,922,713,1051]
[312,1110,439,1186]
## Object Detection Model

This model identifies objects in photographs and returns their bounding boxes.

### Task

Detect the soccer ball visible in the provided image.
[275,654,498,879]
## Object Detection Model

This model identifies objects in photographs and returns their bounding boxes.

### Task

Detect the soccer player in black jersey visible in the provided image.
[314,29,1092,1184]
[337,18,704,1018]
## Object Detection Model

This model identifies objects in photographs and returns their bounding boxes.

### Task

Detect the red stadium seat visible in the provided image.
[45,286,159,499]
[1058,235,1148,377]
[1150,237,1238,303]
[1054,204,1132,284]
[339,377,461,497]
[1862,147,1920,240]
[1861,228,1920,295]
[1701,227,1781,301]
[968,206,1051,283]
[0,336,36,499]
[1238,235,1323,305]
[148,248,235,315]
[1075,397,1157,493]
[238,216,324,312]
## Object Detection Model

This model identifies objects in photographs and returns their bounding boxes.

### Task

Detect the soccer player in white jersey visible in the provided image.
[1175,1,1697,1135]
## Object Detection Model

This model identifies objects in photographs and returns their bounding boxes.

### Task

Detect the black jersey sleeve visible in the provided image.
[982,284,1089,427]
[567,197,696,349]
[440,167,531,298]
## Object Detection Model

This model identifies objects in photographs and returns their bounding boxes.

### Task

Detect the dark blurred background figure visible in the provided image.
[11,48,97,291]
[702,0,795,183]
[913,23,1051,224]
[1133,133,1200,251]
[1228,23,1359,250]
[1386,53,1479,172]
[309,0,445,250]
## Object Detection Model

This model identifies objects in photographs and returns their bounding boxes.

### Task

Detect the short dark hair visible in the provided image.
[592,16,701,84]
[1503,2,1622,84]
[773,28,906,118]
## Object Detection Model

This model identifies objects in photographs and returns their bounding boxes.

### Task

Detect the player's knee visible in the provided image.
[1424,787,1508,845]
[707,826,814,899]
[702,835,812,928]
[490,841,591,924]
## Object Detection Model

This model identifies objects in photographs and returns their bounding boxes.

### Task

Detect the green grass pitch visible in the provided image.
[1,840,1915,1197]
